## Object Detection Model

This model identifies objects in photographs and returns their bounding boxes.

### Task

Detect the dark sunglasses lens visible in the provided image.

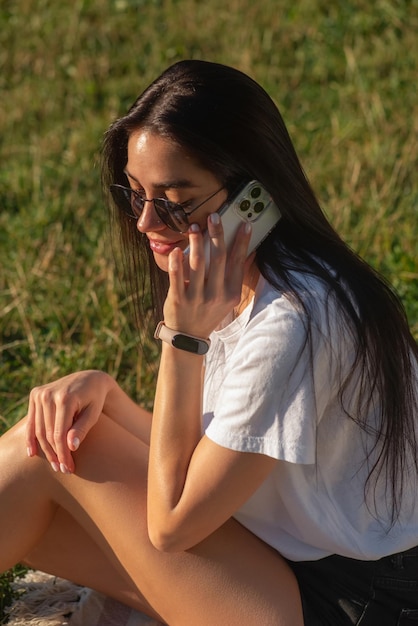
[110,187,190,232]
[154,199,189,233]
[110,186,141,219]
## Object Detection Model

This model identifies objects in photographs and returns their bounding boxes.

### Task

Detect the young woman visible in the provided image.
[1,60,417,625]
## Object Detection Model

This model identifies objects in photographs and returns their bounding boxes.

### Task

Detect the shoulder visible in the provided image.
[250,271,340,336]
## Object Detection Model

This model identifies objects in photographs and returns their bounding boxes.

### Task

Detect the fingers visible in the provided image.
[184,223,207,295]
[167,246,186,322]
[165,214,252,335]
[67,406,98,452]
[205,215,252,311]
[34,398,61,471]
[31,386,77,473]
[27,386,59,469]
[53,400,76,473]
[26,384,80,474]
[184,213,251,288]
[205,213,227,289]
[25,400,37,458]
[181,214,228,288]
[226,221,252,287]
[24,371,108,475]
[68,430,81,452]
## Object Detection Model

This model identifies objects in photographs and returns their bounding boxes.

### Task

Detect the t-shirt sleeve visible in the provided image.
[204,294,334,464]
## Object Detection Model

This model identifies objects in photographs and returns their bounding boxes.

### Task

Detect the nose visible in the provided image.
[136,200,164,233]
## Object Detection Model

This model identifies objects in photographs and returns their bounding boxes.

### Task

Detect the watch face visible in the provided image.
[172,334,200,353]
[172,334,208,354]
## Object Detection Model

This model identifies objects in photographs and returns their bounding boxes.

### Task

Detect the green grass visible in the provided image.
[0,565,28,624]
[1,0,417,616]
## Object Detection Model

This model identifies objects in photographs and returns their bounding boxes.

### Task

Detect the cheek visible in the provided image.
[190,190,228,231]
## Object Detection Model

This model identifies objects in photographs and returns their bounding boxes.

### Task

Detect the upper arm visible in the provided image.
[149,434,277,552]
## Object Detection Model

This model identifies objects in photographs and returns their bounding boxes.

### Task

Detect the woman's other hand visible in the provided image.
[25,370,114,474]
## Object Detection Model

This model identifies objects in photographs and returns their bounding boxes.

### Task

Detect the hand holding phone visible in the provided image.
[185,180,281,273]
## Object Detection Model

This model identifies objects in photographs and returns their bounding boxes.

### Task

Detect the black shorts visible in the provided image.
[285,545,418,625]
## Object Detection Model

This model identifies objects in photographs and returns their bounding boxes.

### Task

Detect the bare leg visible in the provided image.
[0,417,303,625]
[23,507,164,621]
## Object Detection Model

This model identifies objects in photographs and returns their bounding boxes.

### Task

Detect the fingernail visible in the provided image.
[27,447,33,458]
[189,223,200,232]
[209,212,220,225]
[244,222,252,234]
[60,463,71,475]
[51,462,60,472]
[72,437,80,451]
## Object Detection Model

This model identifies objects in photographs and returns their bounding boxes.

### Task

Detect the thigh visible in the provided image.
[23,506,163,621]
[40,415,304,626]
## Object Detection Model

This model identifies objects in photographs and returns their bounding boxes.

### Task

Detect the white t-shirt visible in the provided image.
[203,274,418,562]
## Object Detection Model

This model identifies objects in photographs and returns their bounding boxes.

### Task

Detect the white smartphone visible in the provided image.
[184,180,281,273]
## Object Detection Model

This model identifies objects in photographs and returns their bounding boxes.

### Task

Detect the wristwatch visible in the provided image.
[154,321,211,355]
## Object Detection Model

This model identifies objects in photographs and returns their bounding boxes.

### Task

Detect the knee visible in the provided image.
[0,417,34,472]
[1,417,27,448]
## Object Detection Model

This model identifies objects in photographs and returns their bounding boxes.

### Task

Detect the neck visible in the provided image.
[235,259,260,318]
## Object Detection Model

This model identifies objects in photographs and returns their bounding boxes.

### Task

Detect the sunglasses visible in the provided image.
[109,184,225,233]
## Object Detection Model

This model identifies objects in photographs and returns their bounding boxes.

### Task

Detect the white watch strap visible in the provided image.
[154,322,210,355]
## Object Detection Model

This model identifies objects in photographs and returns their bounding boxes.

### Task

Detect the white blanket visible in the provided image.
[6,570,162,626]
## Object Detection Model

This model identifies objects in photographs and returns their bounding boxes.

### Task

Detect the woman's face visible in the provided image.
[125,129,228,272]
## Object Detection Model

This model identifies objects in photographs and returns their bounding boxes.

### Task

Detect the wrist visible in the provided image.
[154,321,210,355]
[100,372,120,408]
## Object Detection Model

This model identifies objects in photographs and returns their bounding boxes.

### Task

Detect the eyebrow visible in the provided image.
[124,169,196,190]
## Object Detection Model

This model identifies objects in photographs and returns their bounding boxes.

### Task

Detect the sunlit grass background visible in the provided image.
[0,0,417,614]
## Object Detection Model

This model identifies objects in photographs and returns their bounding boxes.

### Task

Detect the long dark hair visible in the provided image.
[102,59,418,522]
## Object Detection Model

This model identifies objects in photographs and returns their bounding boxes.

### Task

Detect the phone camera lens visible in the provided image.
[240,199,251,212]
[254,202,264,213]
[251,187,261,199]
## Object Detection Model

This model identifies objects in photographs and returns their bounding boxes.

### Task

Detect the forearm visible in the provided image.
[146,217,252,548]
[99,371,153,444]
[148,344,204,539]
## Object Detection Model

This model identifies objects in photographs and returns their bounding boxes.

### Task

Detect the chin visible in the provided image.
[153,254,169,273]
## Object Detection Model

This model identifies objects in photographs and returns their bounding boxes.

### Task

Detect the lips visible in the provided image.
[148,238,185,255]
